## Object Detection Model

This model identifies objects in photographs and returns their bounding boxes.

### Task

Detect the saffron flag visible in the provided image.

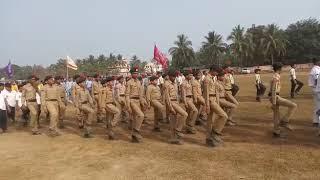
[153,45,168,69]
[5,61,14,78]
[66,56,78,70]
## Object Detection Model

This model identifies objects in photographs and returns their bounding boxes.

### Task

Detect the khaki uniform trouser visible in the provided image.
[79,104,95,132]
[195,96,206,119]
[116,96,128,122]
[151,100,165,128]
[219,98,237,122]
[170,101,188,138]
[207,97,228,138]
[185,97,198,130]
[94,95,103,120]
[270,95,297,134]
[26,102,39,133]
[45,101,59,131]
[226,91,239,106]
[59,98,66,122]
[105,103,121,132]
[130,99,144,136]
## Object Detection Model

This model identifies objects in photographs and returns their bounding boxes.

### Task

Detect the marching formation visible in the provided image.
[0,62,308,147]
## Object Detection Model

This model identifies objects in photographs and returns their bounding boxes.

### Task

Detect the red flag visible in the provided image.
[153,45,168,69]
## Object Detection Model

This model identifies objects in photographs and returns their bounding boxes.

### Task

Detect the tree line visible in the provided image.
[1,18,319,80]
[170,18,320,69]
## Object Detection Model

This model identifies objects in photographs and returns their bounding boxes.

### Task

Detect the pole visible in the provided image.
[66,65,69,81]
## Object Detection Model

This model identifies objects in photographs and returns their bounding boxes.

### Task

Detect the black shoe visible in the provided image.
[131,135,142,143]
[152,127,162,132]
[108,131,115,140]
[195,120,202,126]
[206,138,217,147]
[169,138,183,145]
[185,128,196,134]
[32,131,41,135]
[83,133,90,138]
[273,132,287,138]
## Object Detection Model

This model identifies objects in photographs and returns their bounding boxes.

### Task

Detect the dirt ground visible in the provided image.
[0,72,319,180]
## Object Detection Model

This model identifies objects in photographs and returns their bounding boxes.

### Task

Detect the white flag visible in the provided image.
[66,56,78,70]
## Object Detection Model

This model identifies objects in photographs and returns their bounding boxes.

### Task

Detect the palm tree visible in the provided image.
[201,31,226,66]
[169,34,195,68]
[262,24,288,65]
[228,25,247,66]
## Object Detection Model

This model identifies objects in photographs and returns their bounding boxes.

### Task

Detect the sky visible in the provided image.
[0,0,319,67]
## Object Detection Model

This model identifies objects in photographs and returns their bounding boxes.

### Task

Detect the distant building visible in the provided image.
[106,59,130,76]
[144,62,163,73]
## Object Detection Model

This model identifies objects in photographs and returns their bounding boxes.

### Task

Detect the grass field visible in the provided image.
[0,72,319,180]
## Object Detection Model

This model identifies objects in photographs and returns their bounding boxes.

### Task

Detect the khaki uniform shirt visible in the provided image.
[72,83,81,103]
[92,81,102,96]
[181,79,193,104]
[270,73,281,105]
[114,82,126,100]
[224,73,232,90]
[125,78,145,107]
[56,84,66,99]
[216,81,226,98]
[76,87,93,107]
[203,74,219,106]
[102,85,114,105]
[146,84,162,107]
[21,83,37,104]
[40,84,62,105]
[163,80,178,110]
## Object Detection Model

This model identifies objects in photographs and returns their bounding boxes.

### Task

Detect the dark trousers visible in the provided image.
[7,106,15,122]
[256,83,266,100]
[21,106,30,126]
[231,84,239,96]
[291,79,304,98]
[0,110,7,131]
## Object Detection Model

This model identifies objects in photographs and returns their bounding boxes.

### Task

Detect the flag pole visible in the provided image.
[66,58,69,81]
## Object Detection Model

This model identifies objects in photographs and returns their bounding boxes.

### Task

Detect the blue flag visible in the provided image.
[5,61,14,78]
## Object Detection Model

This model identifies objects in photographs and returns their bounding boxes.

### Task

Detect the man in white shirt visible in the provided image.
[3,83,17,123]
[289,64,304,98]
[254,69,266,102]
[309,58,320,126]
[0,83,8,132]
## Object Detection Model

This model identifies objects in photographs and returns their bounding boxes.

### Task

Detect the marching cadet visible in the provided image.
[71,74,81,104]
[161,73,170,123]
[75,77,95,138]
[192,70,206,125]
[41,76,62,136]
[55,76,66,128]
[21,75,41,135]
[92,74,103,123]
[223,67,240,111]
[114,76,128,123]
[145,75,165,132]
[181,70,198,134]
[164,70,188,145]
[203,66,228,147]
[269,63,297,138]
[100,77,120,140]
[216,71,238,126]
[125,67,147,143]
[71,74,82,125]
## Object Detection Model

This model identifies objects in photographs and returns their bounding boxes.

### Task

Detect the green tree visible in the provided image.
[262,24,288,65]
[169,34,195,68]
[228,25,247,66]
[285,18,320,62]
[201,31,226,66]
